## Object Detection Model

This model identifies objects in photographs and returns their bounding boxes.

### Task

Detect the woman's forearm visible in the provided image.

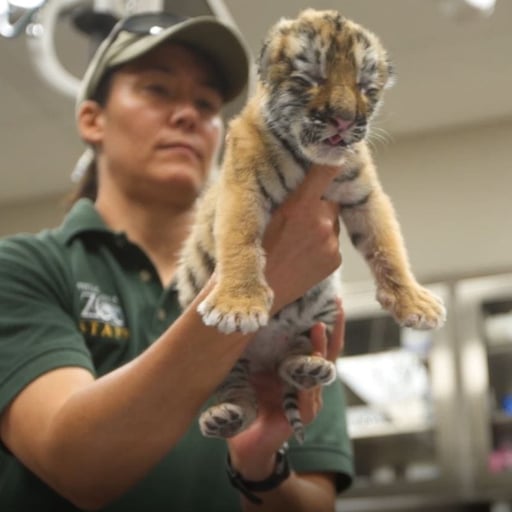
[4,284,252,509]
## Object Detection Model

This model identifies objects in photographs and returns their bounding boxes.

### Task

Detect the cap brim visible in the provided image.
[112,17,249,103]
[78,16,249,108]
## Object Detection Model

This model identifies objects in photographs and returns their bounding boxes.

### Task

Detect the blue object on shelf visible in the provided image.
[501,394,512,415]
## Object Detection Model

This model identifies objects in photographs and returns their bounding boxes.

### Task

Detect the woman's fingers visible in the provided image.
[297,386,324,425]
[326,297,345,362]
[309,297,345,362]
[291,164,341,203]
[309,322,328,357]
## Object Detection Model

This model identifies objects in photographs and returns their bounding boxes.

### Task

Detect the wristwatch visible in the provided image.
[226,446,291,505]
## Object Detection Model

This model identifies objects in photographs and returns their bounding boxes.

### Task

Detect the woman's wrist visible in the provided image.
[226,447,291,505]
[228,449,277,481]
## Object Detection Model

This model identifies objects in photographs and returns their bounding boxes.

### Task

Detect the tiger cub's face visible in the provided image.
[258,9,395,165]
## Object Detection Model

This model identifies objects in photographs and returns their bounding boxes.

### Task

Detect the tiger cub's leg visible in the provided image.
[198,163,274,335]
[278,295,339,391]
[341,175,446,330]
[199,358,258,439]
[278,334,336,444]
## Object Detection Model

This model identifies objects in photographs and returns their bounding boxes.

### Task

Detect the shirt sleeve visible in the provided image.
[287,378,354,493]
[0,236,95,416]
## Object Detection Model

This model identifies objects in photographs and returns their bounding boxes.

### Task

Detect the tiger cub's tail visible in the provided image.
[283,385,305,444]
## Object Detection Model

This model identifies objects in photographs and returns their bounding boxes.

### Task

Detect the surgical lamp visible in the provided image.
[0,0,243,100]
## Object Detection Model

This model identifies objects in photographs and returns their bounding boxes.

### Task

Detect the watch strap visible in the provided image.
[226,447,291,504]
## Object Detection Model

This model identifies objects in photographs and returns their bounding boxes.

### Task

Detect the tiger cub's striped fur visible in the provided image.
[176,9,446,442]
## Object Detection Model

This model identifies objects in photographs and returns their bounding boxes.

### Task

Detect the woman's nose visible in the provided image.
[169,101,200,129]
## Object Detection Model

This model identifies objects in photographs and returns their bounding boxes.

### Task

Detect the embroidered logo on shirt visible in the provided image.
[77,282,130,340]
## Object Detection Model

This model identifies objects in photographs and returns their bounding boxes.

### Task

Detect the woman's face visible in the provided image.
[85,43,224,208]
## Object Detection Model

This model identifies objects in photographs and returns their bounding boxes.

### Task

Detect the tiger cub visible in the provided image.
[176,9,446,442]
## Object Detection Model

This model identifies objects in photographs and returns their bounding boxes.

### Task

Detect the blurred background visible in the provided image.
[1,0,511,510]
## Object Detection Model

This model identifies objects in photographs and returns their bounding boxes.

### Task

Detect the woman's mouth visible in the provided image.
[157,143,202,161]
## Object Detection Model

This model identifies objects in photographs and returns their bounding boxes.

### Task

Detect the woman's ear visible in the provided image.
[77,100,105,146]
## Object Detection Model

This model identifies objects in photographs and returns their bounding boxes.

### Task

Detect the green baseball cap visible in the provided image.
[76,12,250,110]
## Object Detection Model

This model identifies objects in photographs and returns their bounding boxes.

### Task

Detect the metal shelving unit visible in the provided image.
[456,274,512,499]
[337,282,462,502]
[336,273,512,511]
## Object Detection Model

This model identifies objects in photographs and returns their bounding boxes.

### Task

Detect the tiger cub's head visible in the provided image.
[258,9,395,165]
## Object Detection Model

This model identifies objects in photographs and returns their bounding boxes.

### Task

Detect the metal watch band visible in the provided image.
[226,447,291,505]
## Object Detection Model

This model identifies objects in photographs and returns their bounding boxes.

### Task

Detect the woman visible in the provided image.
[0,12,353,511]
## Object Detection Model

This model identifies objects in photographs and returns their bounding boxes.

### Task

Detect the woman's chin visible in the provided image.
[149,171,204,206]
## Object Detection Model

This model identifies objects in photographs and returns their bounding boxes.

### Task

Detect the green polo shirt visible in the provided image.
[0,198,353,511]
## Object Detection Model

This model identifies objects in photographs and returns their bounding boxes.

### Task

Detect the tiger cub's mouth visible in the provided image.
[323,133,349,147]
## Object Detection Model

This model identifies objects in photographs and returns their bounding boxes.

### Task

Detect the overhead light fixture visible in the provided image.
[23,0,166,99]
[465,0,496,11]
[8,0,45,8]
[0,0,47,38]
[438,0,496,20]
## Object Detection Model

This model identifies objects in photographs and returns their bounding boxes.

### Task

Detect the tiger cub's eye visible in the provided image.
[357,81,379,96]
[290,74,312,87]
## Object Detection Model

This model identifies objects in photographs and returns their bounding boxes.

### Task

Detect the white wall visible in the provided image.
[1,117,511,285]
[340,118,512,284]
[0,192,66,236]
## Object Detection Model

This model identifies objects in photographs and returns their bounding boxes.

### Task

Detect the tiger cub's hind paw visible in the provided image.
[377,284,447,330]
[197,283,274,334]
[199,402,256,439]
[279,355,337,390]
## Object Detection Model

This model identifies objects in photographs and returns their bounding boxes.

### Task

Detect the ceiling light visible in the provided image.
[439,0,496,19]
[8,0,45,8]
[465,0,496,11]
[0,0,47,38]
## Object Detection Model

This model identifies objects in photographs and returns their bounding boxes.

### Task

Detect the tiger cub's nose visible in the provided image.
[330,117,354,132]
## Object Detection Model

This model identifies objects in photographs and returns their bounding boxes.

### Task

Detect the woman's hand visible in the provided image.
[226,299,345,481]
[263,164,342,314]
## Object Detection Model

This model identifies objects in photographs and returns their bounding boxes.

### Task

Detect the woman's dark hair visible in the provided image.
[66,68,116,209]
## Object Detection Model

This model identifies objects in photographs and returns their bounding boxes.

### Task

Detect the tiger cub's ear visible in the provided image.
[257,17,292,85]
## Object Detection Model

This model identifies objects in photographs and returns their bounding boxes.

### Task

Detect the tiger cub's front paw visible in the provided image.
[197,282,274,334]
[377,284,446,330]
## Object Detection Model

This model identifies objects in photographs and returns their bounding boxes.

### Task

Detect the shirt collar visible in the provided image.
[57,198,114,244]
[55,198,179,291]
